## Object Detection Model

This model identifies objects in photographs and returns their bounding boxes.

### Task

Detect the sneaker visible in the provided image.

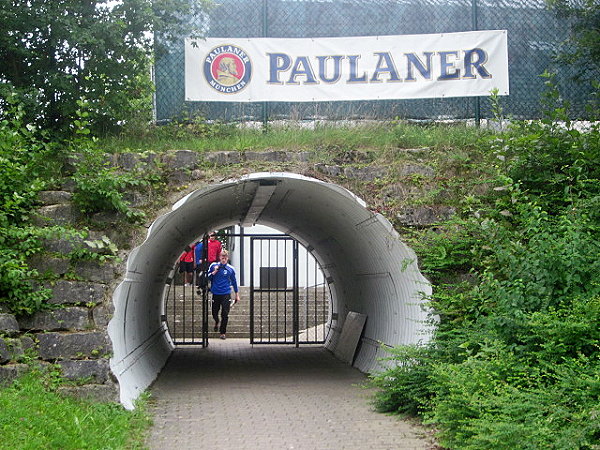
[213,322,219,332]
[220,334,226,340]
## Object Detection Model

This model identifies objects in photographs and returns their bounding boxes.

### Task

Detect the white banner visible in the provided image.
[185,30,508,102]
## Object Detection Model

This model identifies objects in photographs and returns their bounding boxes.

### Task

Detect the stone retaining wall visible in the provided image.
[0,148,454,402]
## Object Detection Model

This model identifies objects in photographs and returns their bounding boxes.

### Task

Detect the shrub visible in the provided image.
[372,93,600,448]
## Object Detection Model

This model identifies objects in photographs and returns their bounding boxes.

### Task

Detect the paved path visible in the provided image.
[146,339,436,450]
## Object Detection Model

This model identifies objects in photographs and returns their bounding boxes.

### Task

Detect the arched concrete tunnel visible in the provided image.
[108,172,433,409]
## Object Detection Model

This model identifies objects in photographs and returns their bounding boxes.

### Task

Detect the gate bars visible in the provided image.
[163,233,330,346]
[163,236,209,346]
[249,235,329,346]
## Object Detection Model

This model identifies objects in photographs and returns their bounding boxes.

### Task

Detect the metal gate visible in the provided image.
[250,235,329,346]
[164,233,329,346]
[163,237,209,346]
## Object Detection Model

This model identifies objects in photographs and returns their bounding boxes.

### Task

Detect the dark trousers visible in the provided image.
[212,294,231,334]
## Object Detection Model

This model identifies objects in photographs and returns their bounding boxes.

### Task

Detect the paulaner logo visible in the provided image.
[203,44,252,94]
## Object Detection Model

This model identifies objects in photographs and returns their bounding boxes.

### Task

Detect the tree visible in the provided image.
[0,0,212,136]
[547,0,600,78]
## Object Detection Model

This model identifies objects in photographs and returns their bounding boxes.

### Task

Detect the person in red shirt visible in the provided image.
[206,231,223,264]
[179,244,195,286]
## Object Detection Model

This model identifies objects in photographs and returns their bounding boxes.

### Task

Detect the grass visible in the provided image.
[0,368,151,449]
[98,119,488,155]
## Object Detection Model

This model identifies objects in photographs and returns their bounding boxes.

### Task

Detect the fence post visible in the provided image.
[262,0,269,131]
[472,0,481,127]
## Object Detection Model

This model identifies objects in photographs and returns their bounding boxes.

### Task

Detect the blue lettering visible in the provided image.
[317,55,344,83]
[287,56,318,85]
[268,53,292,84]
[438,51,460,80]
[463,48,491,79]
[347,55,367,83]
[405,52,433,81]
[370,52,401,83]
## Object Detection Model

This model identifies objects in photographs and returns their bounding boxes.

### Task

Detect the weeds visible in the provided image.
[0,367,151,449]
[371,90,600,448]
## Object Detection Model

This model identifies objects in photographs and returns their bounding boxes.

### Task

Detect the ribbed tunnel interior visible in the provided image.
[108,172,433,409]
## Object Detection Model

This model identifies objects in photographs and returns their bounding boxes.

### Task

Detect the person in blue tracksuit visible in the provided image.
[208,250,240,339]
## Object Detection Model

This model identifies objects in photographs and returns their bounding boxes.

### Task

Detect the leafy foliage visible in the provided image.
[547,0,600,77]
[70,149,153,223]
[0,96,57,314]
[68,99,163,224]
[371,88,600,448]
[0,97,158,314]
[0,0,212,136]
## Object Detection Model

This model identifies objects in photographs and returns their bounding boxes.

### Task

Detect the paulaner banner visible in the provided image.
[184,30,509,102]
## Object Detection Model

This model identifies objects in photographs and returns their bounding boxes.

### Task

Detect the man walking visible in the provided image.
[208,250,240,339]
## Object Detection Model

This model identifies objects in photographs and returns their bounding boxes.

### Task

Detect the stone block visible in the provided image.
[244,150,290,162]
[167,170,192,184]
[295,152,311,162]
[60,178,77,192]
[37,190,73,205]
[58,358,110,383]
[191,168,205,180]
[314,163,342,177]
[0,337,25,362]
[93,303,114,328]
[37,331,110,360]
[0,364,29,385]
[45,280,108,305]
[73,260,118,283]
[90,210,125,225]
[19,307,90,331]
[116,152,158,170]
[204,151,241,165]
[33,204,79,226]
[58,382,119,403]
[343,166,388,181]
[0,338,10,363]
[41,235,80,254]
[20,336,35,352]
[164,150,199,170]
[123,190,151,208]
[396,206,456,227]
[40,233,101,255]
[0,314,19,335]
[28,255,70,276]
[381,183,431,202]
[399,164,435,177]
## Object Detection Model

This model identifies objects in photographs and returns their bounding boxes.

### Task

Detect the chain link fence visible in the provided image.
[154,0,596,123]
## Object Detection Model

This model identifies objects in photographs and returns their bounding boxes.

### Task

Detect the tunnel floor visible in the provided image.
[145,340,436,449]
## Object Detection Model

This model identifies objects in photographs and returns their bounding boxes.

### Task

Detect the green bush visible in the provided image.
[0,97,56,313]
[372,92,600,448]
[70,149,150,223]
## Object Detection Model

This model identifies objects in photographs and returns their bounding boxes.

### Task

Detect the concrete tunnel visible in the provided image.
[108,172,433,409]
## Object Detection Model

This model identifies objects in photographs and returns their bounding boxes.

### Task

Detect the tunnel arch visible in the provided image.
[108,172,433,409]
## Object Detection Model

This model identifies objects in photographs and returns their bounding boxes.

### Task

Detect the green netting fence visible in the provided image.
[154,0,596,123]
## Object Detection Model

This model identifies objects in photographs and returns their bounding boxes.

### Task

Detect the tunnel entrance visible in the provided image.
[108,172,433,409]
[164,232,330,346]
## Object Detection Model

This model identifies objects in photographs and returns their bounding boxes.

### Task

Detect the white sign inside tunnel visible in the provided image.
[184,30,509,102]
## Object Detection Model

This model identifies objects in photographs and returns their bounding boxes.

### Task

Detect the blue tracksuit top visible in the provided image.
[208,262,238,295]
[194,242,203,266]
